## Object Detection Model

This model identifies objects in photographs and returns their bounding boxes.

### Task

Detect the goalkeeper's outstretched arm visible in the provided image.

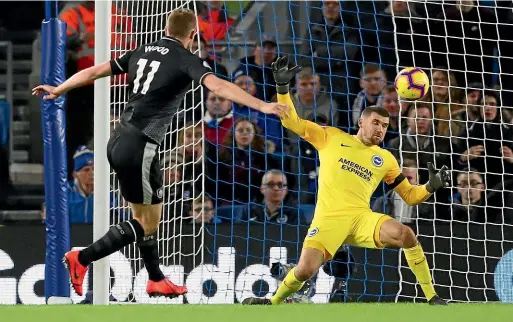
[272,57,330,150]
[387,160,451,206]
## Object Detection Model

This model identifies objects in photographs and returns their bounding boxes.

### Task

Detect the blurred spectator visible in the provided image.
[455,90,513,188]
[351,64,387,130]
[292,67,339,126]
[451,169,493,223]
[162,151,184,207]
[217,119,276,204]
[300,0,361,129]
[176,122,210,202]
[203,90,234,144]
[363,0,430,77]
[244,169,301,225]
[372,159,433,223]
[60,1,133,178]
[388,103,451,180]
[290,114,327,205]
[381,85,401,146]
[188,194,220,224]
[0,144,10,207]
[191,35,228,78]
[232,71,283,153]
[68,146,94,223]
[422,68,464,137]
[197,1,235,42]
[234,37,277,101]
[431,0,499,88]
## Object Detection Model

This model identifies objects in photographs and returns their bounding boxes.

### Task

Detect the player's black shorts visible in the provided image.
[107,123,163,205]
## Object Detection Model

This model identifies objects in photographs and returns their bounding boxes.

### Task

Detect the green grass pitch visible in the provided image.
[0,303,511,322]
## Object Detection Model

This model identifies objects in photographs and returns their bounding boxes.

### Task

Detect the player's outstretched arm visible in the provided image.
[272,56,330,150]
[387,161,450,206]
[32,62,113,100]
[202,74,288,117]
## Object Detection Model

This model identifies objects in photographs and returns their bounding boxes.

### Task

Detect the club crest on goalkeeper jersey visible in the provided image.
[277,93,402,218]
[312,129,401,217]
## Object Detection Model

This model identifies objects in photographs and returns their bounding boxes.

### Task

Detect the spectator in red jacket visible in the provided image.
[197,1,235,42]
[203,90,234,144]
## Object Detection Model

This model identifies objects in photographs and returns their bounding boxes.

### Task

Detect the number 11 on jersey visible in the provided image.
[133,58,161,95]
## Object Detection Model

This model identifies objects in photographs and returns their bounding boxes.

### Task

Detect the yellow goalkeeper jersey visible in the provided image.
[278,93,430,218]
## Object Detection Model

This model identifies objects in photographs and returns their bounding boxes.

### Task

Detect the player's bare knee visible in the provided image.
[401,226,417,249]
[294,263,317,281]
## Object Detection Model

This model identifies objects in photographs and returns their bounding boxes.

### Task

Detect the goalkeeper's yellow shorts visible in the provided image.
[303,210,392,260]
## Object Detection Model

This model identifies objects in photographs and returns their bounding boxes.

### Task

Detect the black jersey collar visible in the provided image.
[162,36,183,47]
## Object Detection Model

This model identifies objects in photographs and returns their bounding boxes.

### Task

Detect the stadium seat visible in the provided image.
[216,205,246,223]
[299,204,315,223]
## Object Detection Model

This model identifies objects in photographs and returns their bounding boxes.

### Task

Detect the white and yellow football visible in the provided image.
[394,67,430,100]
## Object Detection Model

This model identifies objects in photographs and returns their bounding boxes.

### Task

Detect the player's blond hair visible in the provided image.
[167,9,197,39]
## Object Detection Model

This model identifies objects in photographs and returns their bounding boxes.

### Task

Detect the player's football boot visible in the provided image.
[242,297,272,305]
[62,250,88,296]
[428,295,448,305]
[146,277,188,298]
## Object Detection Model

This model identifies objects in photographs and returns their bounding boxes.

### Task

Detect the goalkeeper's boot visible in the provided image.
[428,295,448,306]
[62,250,88,296]
[147,277,188,298]
[242,297,272,305]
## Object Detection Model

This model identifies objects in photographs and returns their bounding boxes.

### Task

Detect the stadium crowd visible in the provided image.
[158,0,513,226]
[2,0,513,229]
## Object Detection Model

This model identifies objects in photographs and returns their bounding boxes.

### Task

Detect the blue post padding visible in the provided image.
[41,18,70,301]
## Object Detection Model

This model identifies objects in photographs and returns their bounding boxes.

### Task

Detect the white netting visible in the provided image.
[108,0,205,304]
[391,0,513,303]
[99,0,513,305]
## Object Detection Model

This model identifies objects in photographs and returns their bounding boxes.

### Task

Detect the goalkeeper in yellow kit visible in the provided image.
[243,57,450,306]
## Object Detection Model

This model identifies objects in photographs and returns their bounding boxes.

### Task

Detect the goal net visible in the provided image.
[98,0,513,304]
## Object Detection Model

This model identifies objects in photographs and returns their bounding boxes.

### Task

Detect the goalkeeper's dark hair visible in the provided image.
[167,8,197,39]
[361,106,389,119]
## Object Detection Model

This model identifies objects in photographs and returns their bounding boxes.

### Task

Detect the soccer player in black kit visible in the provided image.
[32,9,288,298]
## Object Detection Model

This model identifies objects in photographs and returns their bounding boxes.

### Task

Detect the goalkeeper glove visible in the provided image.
[425,162,450,193]
[271,56,301,95]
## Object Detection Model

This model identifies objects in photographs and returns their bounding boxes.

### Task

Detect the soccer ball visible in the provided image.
[394,67,430,100]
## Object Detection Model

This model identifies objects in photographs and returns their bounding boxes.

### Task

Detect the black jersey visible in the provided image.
[110,36,213,144]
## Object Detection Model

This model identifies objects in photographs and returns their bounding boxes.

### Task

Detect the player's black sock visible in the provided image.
[137,233,165,282]
[78,219,144,267]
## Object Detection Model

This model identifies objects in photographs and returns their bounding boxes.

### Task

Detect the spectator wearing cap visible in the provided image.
[68,146,95,223]
[243,169,302,225]
[292,67,339,126]
[233,36,277,102]
[232,71,284,153]
[203,90,234,144]
[455,90,513,189]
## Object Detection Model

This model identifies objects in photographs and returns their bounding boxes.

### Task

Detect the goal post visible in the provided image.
[93,0,111,306]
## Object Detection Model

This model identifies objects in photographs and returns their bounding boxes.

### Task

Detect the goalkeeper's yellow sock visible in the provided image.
[404,244,437,301]
[270,268,305,305]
